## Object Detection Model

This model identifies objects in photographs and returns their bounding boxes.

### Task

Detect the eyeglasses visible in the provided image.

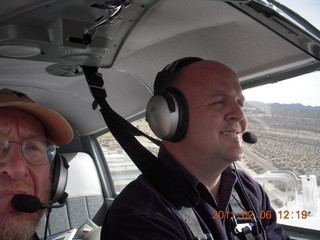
[0,137,57,166]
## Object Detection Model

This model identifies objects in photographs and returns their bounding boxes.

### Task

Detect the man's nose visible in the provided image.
[225,102,246,122]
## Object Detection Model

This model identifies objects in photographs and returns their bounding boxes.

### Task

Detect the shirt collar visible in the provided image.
[158,145,238,207]
[159,145,200,205]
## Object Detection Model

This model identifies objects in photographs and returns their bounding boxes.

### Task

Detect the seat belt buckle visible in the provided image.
[231,215,255,236]
[234,222,253,235]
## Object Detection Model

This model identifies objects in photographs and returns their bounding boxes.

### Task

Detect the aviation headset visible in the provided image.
[50,150,69,204]
[146,57,204,142]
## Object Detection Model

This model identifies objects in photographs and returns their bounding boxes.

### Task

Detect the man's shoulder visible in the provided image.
[236,168,261,187]
[234,168,270,208]
[115,174,158,201]
[107,174,173,218]
[32,234,40,240]
[103,174,187,237]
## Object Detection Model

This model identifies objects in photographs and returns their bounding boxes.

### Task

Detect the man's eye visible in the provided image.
[25,145,40,152]
[211,100,223,105]
[208,102,222,107]
[0,145,8,153]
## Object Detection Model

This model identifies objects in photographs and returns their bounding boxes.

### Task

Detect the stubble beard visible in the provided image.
[0,209,45,240]
[0,183,51,240]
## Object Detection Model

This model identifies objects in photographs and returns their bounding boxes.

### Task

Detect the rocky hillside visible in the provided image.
[244,101,320,184]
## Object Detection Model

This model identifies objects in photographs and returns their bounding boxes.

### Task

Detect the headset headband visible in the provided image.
[153,57,204,95]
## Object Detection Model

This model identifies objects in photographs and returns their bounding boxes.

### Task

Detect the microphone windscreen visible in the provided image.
[242,132,257,144]
[11,194,42,213]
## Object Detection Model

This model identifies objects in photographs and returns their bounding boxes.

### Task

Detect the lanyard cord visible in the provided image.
[233,164,267,240]
[43,208,52,240]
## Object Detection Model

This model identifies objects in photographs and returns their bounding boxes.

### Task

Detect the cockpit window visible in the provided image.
[276,0,320,30]
[242,71,320,231]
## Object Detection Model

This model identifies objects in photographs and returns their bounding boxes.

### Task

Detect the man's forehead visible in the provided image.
[171,60,242,97]
[184,60,235,75]
[0,108,46,130]
[186,73,241,90]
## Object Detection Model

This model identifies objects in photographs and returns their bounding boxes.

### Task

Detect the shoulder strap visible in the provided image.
[229,187,256,240]
[178,207,214,240]
[82,66,195,209]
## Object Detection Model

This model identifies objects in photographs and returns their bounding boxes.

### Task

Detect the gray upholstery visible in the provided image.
[36,152,107,237]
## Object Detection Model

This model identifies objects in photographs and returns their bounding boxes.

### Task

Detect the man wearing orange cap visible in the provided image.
[0,88,73,240]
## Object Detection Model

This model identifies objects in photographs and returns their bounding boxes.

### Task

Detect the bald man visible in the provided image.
[102,58,290,240]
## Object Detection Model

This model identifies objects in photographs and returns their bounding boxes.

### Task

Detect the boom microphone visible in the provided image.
[12,194,66,213]
[242,132,257,144]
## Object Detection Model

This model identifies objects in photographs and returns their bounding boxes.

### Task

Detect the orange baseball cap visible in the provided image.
[0,88,73,145]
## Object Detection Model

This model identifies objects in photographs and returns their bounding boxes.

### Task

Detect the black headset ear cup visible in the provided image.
[168,88,188,141]
[50,152,69,204]
[146,87,188,142]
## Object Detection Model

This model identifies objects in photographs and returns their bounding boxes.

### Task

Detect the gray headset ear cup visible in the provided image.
[146,94,179,140]
[146,87,188,142]
[50,153,69,203]
[149,57,203,140]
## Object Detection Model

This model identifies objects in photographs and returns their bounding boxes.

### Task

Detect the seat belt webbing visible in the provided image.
[179,207,214,240]
[230,189,256,240]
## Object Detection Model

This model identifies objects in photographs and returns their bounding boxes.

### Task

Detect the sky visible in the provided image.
[244,72,320,107]
[244,0,320,107]
[279,0,320,29]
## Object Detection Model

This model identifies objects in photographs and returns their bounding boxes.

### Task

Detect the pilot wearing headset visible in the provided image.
[102,58,290,239]
[0,88,73,240]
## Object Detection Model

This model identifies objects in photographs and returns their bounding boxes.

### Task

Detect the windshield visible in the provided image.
[97,0,320,234]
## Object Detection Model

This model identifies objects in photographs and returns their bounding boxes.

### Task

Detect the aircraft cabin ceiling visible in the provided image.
[1,0,319,136]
